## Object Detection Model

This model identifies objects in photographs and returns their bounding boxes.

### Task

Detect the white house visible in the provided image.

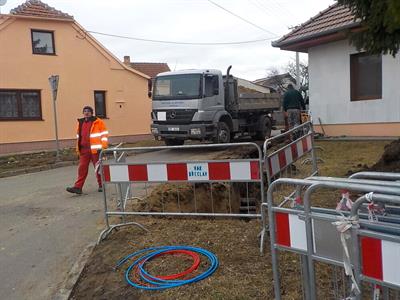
[272,3,400,137]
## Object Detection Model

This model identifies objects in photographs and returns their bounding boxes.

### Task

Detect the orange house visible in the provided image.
[0,0,152,154]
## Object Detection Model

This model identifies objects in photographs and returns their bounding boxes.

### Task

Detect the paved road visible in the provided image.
[0,166,106,300]
[0,143,263,300]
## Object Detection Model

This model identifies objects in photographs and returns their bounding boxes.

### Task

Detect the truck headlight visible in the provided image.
[151,127,159,134]
[190,128,201,135]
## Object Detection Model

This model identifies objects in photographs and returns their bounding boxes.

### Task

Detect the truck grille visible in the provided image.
[153,109,197,124]
[160,130,188,135]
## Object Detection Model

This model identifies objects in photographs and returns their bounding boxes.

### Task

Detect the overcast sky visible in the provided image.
[3,0,336,80]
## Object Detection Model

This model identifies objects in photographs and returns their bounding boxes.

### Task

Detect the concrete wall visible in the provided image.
[0,16,151,149]
[309,39,400,136]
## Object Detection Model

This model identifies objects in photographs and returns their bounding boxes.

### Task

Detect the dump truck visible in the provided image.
[150,66,281,145]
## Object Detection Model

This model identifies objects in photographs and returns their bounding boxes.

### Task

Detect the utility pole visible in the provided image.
[48,75,60,161]
[296,52,300,90]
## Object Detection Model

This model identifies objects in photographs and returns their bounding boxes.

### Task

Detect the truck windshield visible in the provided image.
[153,74,202,100]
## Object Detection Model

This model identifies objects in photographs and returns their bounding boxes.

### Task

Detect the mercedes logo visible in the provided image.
[169,111,176,119]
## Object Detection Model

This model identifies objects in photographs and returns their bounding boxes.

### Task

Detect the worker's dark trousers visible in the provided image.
[74,149,102,189]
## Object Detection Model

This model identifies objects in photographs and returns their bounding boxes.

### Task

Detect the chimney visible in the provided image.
[123,55,131,65]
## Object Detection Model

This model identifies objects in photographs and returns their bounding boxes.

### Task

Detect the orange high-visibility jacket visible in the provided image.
[76,117,109,154]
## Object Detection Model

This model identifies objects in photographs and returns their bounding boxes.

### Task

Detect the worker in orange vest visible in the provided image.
[66,106,108,194]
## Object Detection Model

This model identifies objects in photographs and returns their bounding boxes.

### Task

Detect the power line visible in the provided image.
[87,30,275,45]
[206,0,277,37]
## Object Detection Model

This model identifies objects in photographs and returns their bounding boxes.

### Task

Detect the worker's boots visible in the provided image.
[66,186,83,194]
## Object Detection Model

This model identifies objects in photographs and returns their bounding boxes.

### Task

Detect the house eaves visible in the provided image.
[2,13,74,23]
[272,22,361,52]
[272,3,361,52]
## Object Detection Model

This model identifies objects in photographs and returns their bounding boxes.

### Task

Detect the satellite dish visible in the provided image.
[0,0,7,6]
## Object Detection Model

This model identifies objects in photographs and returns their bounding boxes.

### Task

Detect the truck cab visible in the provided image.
[150,69,226,145]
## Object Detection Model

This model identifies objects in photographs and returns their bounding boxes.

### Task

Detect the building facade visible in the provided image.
[272,3,400,137]
[0,0,152,154]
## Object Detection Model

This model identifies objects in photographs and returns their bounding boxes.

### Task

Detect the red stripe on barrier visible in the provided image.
[268,158,273,177]
[278,151,287,169]
[361,236,383,280]
[128,165,148,181]
[302,138,308,153]
[103,165,110,182]
[275,212,291,247]
[250,161,260,180]
[208,162,230,180]
[291,143,298,160]
[167,163,188,180]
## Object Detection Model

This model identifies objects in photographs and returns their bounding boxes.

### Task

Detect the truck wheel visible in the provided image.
[214,122,231,143]
[164,139,184,146]
[256,116,272,140]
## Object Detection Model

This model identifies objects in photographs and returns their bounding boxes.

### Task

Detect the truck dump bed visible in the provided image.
[224,75,281,113]
[236,93,281,111]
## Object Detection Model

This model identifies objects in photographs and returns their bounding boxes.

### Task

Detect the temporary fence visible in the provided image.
[350,171,400,181]
[262,176,400,300]
[263,121,318,186]
[259,121,319,254]
[349,193,400,300]
[98,142,264,241]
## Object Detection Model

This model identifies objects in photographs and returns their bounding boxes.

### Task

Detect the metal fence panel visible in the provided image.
[98,142,264,241]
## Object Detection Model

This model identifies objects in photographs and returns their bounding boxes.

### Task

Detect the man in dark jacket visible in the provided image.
[283,84,306,130]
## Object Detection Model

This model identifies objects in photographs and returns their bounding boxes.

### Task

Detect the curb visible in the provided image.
[53,243,95,300]
[0,161,77,178]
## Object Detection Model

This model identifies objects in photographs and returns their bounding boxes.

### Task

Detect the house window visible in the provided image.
[94,91,107,118]
[31,30,55,55]
[0,90,42,120]
[350,53,382,101]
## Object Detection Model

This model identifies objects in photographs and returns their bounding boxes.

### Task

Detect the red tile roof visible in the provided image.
[10,0,73,20]
[130,62,170,78]
[273,3,359,48]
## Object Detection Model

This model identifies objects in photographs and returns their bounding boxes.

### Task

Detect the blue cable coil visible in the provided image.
[116,245,219,290]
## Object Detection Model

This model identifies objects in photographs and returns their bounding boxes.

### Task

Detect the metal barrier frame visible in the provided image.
[264,177,400,300]
[263,121,318,186]
[350,171,400,181]
[98,142,264,241]
[350,193,400,300]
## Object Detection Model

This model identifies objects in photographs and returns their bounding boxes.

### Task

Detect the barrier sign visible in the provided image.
[188,163,209,181]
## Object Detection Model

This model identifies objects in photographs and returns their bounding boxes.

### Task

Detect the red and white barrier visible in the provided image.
[103,160,260,183]
[275,211,307,251]
[267,135,312,177]
[361,236,400,287]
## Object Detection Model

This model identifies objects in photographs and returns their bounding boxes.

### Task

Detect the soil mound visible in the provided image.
[370,139,400,172]
[131,183,242,214]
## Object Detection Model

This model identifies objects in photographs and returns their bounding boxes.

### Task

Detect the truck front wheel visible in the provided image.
[164,139,184,146]
[214,122,231,143]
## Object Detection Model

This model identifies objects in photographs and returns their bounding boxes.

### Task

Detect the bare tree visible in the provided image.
[286,60,309,100]
[265,67,290,94]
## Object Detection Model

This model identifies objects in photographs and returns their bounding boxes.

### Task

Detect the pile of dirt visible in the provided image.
[132,183,242,214]
[369,139,400,172]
